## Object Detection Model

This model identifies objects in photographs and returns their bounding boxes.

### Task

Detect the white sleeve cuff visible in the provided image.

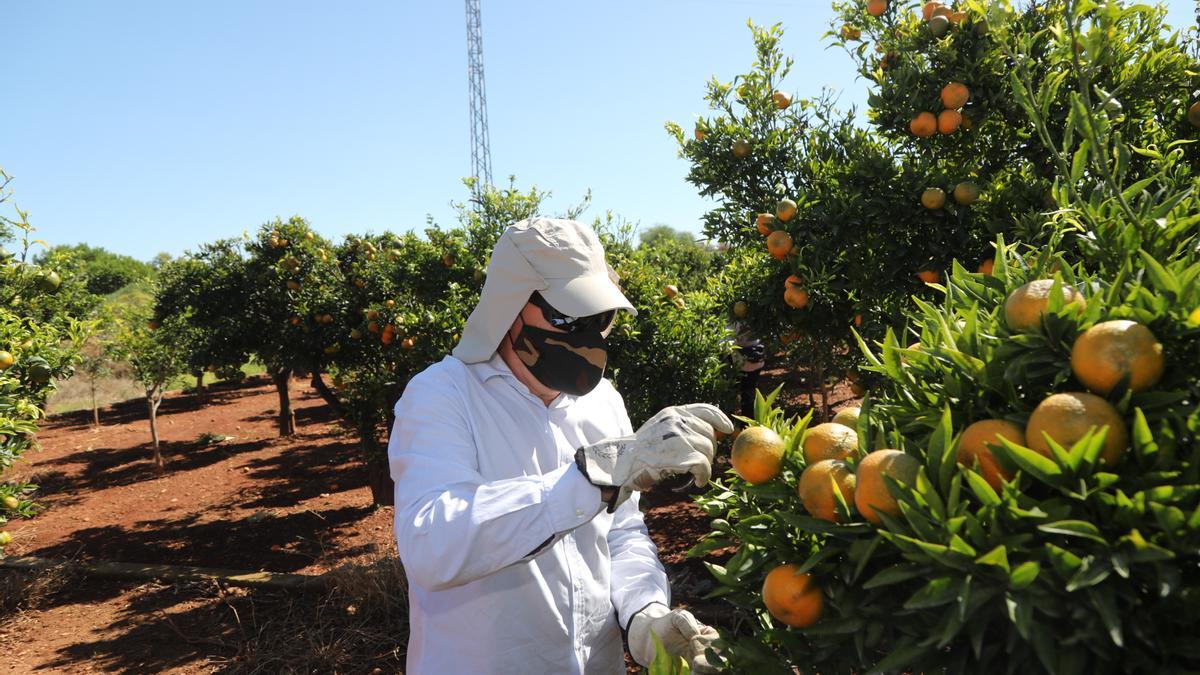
[541,462,606,534]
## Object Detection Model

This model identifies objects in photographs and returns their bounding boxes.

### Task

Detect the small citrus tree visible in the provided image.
[111,309,188,472]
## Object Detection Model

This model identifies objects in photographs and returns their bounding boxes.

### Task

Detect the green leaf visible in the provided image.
[1088,588,1124,647]
[1038,520,1108,544]
[993,437,1063,485]
[1009,561,1040,589]
[862,563,931,589]
[964,469,1001,506]
[1138,250,1181,296]
[976,545,1010,573]
[865,640,926,675]
[904,577,965,609]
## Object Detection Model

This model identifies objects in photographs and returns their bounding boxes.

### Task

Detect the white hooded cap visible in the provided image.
[452,217,636,363]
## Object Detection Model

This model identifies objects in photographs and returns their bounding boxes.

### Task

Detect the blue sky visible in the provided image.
[6,1,1196,261]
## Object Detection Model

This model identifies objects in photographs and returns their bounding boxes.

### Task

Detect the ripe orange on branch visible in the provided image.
[854,449,920,526]
[802,423,858,464]
[953,181,980,205]
[756,213,777,236]
[783,275,809,309]
[762,565,823,628]
[798,459,856,523]
[867,0,887,17]
[921,187,946,209]
[731,425,785,484]
[732,139,752,158]
[941,82,970,109]
[910,112,937,137]
[957,419,1023,490]
[1070,320,1164,395]
[922,1,944,20]
[1004,279,1087,331]
[937,109,962,134]
[1188,101,1200,128]
[767,230,794,260]
[776,198,798,222]
[772,91,792,109]
[1026,392,1128,467]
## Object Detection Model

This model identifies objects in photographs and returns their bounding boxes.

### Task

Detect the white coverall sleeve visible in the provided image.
[604,395,671,630]
[389,372,604,592]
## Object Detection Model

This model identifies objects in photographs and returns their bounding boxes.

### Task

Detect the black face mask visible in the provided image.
[510,316,608,396]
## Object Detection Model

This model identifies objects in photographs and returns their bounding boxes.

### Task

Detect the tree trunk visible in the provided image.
[272,368,296,437]
[817,360,830,421]
[148,388,164,474]
[90,376,100,428]
[309,371,344,417]
[357,416,394,506]
[195,370,205,394]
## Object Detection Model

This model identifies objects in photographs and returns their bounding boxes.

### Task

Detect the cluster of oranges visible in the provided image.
[753,199,811,311]
[730,265,1167,630]
[911,81,972,137]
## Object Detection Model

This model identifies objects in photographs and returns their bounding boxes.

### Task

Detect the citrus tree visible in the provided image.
[153,238,258,393]
[110,308,188,472]
[0,171,88,552]
[687,3,1200,672]
[244,217,344,436]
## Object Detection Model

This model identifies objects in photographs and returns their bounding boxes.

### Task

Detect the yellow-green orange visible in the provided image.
[0,351,13,371]
[1,495,17,510]
[1004,279,1086,331]
[1026,392,1128,467]
[1070,320,1164,395]
[762,564,823,628]
[957,420,1023,491]
[831,407,860,429]
[855,449,920,526]
[802,423,858,465]
[731,425,786,484]
[798,460,856,523]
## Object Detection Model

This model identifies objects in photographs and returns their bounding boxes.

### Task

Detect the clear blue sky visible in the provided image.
[6,1,1196,262]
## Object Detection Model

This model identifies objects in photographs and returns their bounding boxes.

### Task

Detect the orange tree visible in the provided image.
[109,307,189,472]
[153,238,258,392]
[0,171,89,552]
[687,3,1200,672]
[243,217,344,436]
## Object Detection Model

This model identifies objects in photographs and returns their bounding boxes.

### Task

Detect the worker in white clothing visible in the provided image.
[389,217,730,674]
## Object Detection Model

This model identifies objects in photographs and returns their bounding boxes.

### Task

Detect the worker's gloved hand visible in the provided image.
[575,403,734,511]
[627,603,722,673]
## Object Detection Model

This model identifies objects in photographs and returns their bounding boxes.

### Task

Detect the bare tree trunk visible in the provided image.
[359,418,394,506]
[194,370,205,394]
[272,368,296,437]
[309,371,344,417]
[90,376,100,428]
[148,388,164,474]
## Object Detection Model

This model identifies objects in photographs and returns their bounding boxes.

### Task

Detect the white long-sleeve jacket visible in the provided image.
[389,354,670,674]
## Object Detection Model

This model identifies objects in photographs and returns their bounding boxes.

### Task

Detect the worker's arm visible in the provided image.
[389,369,604,592]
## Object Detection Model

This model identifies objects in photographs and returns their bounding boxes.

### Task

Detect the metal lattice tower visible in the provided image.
[465,0,493,196]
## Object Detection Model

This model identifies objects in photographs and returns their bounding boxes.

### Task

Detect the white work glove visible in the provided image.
[575,403,734,511]
[628,602,722,673]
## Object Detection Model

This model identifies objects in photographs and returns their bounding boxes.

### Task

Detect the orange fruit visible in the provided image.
[1188,102,1200,128]
[932,5,953,19]
[949,10,967,24]
[1004,279,1087,331]
[662,284,679,298]
[286,280,300,291]
[1026,392,1128,467]
[928,14,950,36]
[803,423,858,465]
[921,187,946,209]
[867,0,887,17]
[731,425,786,484]
[832,407,860,429]
[841,24,862,40]
[941,82,970,109]
[798,460,857,523]
[977,259,995,275]
[733,301,749,318]
[732,139,752,158]
[0,351,12,370]
[694,126,705,141]
[367,321,380,334]
[855,449,921,526]
[910,111,937,137]
[854,313,863,327]
[776,198,798,222]
[401,337,416,350]
[784,275,809,309]
[960,112,974,131]
[953,181,980,205]
[756,213,777,236]
[780,329,803,345]
[1070,320,1164,395]
[773,91,793,109]
[767,230,794,260]
[0,531,11,546]
[1,495,18,510]
[762,564,823,628]
[937,109,962,134]
[917,270,939,284]
[957,419,1023,490]
[921,1,944,20]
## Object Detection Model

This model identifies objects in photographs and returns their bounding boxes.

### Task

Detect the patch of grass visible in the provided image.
[46,361,269,416]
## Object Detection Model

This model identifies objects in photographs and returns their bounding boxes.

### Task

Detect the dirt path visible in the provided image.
[0,376,722,674]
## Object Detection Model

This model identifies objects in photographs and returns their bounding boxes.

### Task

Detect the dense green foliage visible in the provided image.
[37,243,153,296]
[688,2,1200,673]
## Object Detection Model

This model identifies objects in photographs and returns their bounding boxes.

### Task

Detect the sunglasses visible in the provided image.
[529,293,616,334]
